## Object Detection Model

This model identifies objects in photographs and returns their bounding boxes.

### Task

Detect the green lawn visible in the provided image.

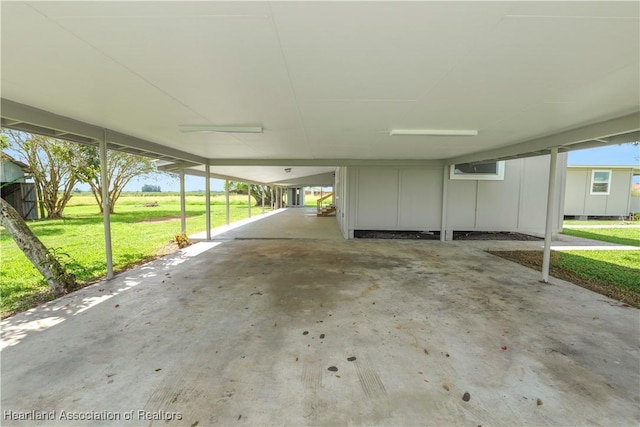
[490,225,640,306]
[0,193,269,317]
[562,227,640,247]
[558,250,639,292]
[490,249,640,306]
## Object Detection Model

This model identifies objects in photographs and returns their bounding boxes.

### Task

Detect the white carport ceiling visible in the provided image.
[1,1,639,185]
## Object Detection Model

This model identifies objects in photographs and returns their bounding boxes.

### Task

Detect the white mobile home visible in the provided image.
[564,165,640,218]
[335,154,567,239]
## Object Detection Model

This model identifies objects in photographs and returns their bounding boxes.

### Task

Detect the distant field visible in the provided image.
[65,192,252,207]
[0,193,270,317]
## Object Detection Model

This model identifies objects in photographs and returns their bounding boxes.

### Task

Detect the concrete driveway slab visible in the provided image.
[2,237,638,426]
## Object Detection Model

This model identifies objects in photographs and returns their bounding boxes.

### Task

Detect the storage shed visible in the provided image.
[1,152,38,220]
[564,165,640,218]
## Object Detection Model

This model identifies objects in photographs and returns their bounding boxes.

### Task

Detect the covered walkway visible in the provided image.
[2,210,638,426]
[189,207,344,241]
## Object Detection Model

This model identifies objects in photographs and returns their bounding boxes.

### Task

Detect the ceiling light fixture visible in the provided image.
[179,124,263,134]
[390,129,478,136]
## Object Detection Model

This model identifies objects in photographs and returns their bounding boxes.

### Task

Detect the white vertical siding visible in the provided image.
[564,169,588,215]
[398,168,442,229]
[565,168,634,216]
[343,154,567,238]
[446,180,476,228]
[518,155,565,233]
[605,170,633,216]
[476,160,521,229]
[355,168,399,228]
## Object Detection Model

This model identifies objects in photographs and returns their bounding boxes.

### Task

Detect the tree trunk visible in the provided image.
[0,198,76,295]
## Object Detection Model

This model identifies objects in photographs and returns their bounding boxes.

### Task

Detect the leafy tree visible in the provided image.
[76,148,158,214]
[2,130,91,219]
[226,181,274,207]
[142,184,161,192]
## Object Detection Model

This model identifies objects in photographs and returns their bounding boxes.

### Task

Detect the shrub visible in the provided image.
[174,233,190,249]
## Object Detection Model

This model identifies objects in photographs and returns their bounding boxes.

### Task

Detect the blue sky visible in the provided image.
[567,142,639,167]
[567,143,639,184]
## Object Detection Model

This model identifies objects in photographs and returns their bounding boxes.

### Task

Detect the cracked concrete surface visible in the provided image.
[1,210,639,426]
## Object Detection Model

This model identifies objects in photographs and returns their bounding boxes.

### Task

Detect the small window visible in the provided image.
[450,161,505,180]
[590,170,611,195]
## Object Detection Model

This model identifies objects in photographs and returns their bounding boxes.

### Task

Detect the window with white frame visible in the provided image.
[450,161,505,180]
[590,170,611,195]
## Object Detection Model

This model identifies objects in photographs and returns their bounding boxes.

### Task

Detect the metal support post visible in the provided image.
[99,131,113,279]
[205,163,211,240]
[179,169,186,234]
[440,165,449,242]
[225,180,230,225]
[542,147,559,283]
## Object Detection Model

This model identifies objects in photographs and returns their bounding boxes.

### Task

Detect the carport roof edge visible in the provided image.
[2,98,639,183]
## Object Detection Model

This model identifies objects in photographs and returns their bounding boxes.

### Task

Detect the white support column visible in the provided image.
[99,131,113,279]
[261,187,265,214]
[179,169,186,234]
[271,187,275,209]
[542,147,559,283]
[248,185,252,218]
[225,180,230,225]
[440,165,449,242]
[205,163,211,241]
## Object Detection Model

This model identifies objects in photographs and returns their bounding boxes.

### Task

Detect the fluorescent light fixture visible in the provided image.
[179,124,263,134]
[390,129,478,136]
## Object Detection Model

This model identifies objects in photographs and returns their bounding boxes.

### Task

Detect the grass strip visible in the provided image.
[488,250,640,308]
[562,228,640,247]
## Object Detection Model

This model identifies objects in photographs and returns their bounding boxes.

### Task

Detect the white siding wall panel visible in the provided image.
[355,168,399,228]
[398,168,442,229]
[476,160,521,229]
[605,170,632,216]
[584,187,608,215]
[564,170,588,215]
[446,180,477,228]
[519,156,553,231]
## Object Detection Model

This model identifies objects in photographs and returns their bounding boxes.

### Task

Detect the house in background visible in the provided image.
[564,165,640,219]
[0,152,38,220]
